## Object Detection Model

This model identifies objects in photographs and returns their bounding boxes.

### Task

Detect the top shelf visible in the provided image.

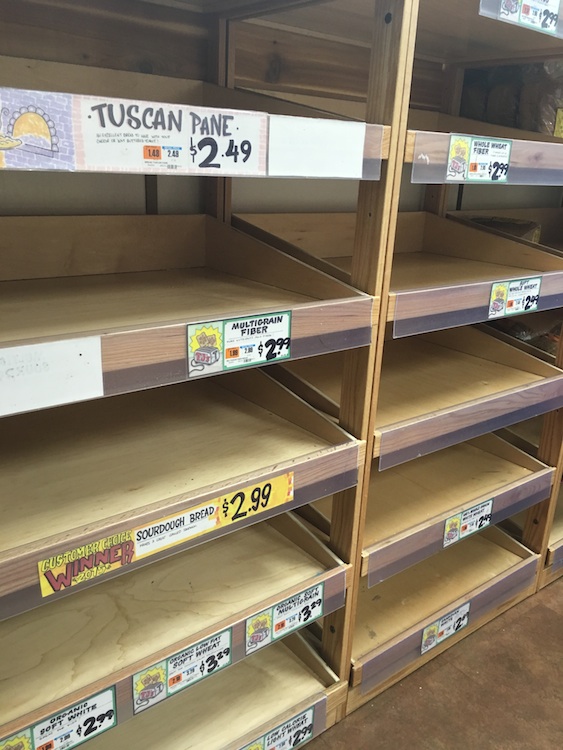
[258,0,563,63]
[0,81,385,180]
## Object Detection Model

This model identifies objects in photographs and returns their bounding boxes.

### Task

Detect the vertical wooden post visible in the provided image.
[423,64,464,216]
[205,17,235,222]
[321,0,420,688]
[522,328,563,586]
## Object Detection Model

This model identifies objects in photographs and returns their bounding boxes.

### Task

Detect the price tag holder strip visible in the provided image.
[0,87,383,181]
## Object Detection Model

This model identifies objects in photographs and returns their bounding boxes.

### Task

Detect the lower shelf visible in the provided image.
[1,636,345,750]
[349,527,538,708]
[0,514,346,740]
[306,435,552,585]
[275,327,563,469]
[0,369,359,618]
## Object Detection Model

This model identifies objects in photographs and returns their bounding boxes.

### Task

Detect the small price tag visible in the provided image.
[245,583,325,655]
[488,276,542,318]
[242,708,315,750]
[446,135,512,182]
[443,500,494,547]
[187,312,291,379]
[515,0,559,33]
[421,603,470,654]
[29,688,116,750]
[133,629,232,714]
[483,0,560,35]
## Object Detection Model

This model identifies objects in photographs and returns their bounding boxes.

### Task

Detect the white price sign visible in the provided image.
[488,276,542,318]
[421,604,470,654]
[245,583,325,655]
[443,500,494,547]
[0,338,103,417]
[242,708,315,750]
[31,688,116,750]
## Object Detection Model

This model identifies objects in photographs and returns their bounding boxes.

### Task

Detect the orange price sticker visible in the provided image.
[37,743,55,750]
[275,620,285,632]
[143,145,162,160]
[469,162,478,172]
[225,347,239,360]
[169,674,182,687]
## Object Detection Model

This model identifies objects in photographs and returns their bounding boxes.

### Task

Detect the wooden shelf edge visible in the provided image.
[362,467,554,585]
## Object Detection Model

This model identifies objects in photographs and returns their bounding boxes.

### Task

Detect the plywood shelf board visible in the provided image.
[235,213,563,319]
[0,269,315,344]
[389,253,539,291]
[352,532,524,659]
[376,337,541,428]
[86,641,326,750]
[0,520,328,728]
[362,439,538,546]
[279,328,562,439]
[0,380,332,556]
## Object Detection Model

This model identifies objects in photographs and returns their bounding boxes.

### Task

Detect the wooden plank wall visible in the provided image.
[233,20,443,110]
[0,0,209,80]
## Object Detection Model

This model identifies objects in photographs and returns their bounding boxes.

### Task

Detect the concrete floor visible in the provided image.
[309,578,563,750]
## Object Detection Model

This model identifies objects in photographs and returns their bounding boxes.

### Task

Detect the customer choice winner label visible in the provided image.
[0,688,117,750]
[38,473,293,597]
[187,312,291,378]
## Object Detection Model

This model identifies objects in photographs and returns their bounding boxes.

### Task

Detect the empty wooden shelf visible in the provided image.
[275,327,563,468]
[451,207,563,256]
[0,369,361,618]
[348,527,538,709]
[304,435,552,585]
[0,513,346,740]
[0,634,344,750]
[0,214,373,417]
[234,212,563,336]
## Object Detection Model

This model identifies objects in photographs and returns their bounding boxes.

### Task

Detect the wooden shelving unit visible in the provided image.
[348,528,539,711]
[2,0,563,745]
[235,211,563,336]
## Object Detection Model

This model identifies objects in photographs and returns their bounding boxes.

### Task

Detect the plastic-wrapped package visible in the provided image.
[485,66,521,127]
[468,216,542,243]
[540,61,563,136]
[489,311,563,356]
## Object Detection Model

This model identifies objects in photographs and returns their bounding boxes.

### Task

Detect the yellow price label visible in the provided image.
[0,730,33,750]
[38,473,294,597]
